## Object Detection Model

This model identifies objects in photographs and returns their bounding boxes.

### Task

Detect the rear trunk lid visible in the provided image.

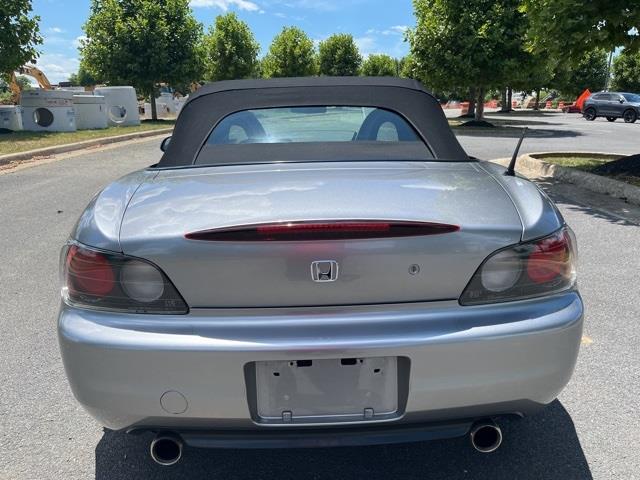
[120,162,522,307]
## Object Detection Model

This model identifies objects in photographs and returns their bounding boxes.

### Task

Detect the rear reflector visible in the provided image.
[185,220,459,241]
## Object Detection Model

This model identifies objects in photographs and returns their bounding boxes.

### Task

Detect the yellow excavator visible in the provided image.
[8,65,53,104]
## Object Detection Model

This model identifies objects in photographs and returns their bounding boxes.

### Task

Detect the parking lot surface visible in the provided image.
[449,110,640,159]
[1,113,639,479]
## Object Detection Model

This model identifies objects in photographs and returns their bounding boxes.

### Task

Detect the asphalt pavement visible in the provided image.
[448,110,640,160]
[1,117,639,479]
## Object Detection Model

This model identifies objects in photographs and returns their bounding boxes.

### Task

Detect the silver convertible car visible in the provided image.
[58,77,582,465]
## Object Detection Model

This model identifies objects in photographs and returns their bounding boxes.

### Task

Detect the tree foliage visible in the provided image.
[0,75,32,91]
[203,13,259,81]
[511,51,555,95]
[69,61,102,86]
[612,50,640,93]
[523,0,639,60]
[81,0,202,119]
[554,49,609,98]
[0,0,42,79]
[262,27,316,78]
[361,54,397,76]
[408,0,526,119]
[318,34,362,76]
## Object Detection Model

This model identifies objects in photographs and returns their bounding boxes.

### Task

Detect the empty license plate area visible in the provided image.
[254,357,399,425]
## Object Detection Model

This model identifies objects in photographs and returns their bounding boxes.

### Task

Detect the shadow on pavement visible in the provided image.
[537,178,640,227]
[95,400,591,480]
[486,111,569,118]
[453,126,581,139]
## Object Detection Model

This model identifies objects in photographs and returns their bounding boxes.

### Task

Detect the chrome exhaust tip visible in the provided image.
[150,432,183,466]
[470,420,503,453]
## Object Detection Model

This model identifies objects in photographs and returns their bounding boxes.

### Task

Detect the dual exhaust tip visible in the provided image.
[150,432,183,466]
[149,420,502,466]
[470,420,503,453]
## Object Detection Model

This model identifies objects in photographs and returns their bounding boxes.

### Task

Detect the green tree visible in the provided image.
[318,34,362,76]
[69,62,101,87]
[400,54,421,79]
[0,74,33,104]
[262,27,316,78]
[81,0,202,120]
[202,13,259,81]
[554,49,609,98]
[0,0,42,80]
[523,0,639,60]
[0,75,32,91]
[612,50,640,93]
[408,0,526,121]
[361,54,398,76]
[509,51,555,110]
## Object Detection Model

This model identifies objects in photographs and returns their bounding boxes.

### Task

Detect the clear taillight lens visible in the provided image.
[61,243,188,314]
[460,227,577,305]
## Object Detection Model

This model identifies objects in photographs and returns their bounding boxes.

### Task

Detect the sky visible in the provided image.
[32,0,415,84]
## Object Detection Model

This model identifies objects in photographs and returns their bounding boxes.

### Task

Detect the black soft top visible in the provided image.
[157,77,469,168]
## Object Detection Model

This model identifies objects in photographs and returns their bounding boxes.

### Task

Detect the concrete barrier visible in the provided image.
[491,152,640,206]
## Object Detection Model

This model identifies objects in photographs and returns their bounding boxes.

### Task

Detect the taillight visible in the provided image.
[61,243,188,314]
[185,220,459,242]
[460,227,577,305]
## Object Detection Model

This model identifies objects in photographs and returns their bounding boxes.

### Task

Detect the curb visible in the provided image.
[0,127,173,166]
[491,152,640,206]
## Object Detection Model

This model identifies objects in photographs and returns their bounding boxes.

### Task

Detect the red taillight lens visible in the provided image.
[460,227,577,305]
[66,245,115,296]
[186,220,459,242]
[526,230,573,284]
[62,243,188,314]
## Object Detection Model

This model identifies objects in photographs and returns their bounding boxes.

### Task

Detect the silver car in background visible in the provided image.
[58,77,582,465]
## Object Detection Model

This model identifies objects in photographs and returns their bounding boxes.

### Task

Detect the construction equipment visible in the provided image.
[8,65,52,104]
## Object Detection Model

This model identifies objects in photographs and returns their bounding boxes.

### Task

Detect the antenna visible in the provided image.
[505,127,528,176]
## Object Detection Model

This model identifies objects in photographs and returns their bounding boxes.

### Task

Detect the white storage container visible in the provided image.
[73,95,108,130]
[94,86,140,126]
[144,93,178,119]
[0,106,24,131]
[20,90,76,132]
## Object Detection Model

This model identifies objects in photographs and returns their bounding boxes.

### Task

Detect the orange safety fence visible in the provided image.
[575,89,591,111]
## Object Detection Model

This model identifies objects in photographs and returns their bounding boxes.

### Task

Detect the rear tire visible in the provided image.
[584,108,596,121]
[606,116,616,122]
[623,109,637,123]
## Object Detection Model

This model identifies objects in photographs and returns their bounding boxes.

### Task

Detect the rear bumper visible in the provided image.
[58,292,583,435]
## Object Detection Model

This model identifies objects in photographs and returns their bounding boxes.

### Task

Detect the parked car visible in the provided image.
[583,91,640,123]
[58,77,583,465]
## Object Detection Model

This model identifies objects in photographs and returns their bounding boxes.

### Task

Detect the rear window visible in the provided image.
[207,106,420,145]
[623,93,640,102]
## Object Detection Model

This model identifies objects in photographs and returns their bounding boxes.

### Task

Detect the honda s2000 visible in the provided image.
[58,77,582,465]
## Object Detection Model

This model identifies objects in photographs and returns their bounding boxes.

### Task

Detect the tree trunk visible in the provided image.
[500,87,509,112]
[150,93,158,121]
[475,87,485,121]
[533,89,540,110]
[507,87,513,110]
[464,87,476,118]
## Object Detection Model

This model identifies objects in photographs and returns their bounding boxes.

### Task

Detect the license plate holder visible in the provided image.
[254,357,398,424]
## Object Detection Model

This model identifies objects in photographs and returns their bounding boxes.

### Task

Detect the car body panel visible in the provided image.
[118,161,523,307]
[72,169,157,252]
[58,291,583,431]
[479,161,564,241]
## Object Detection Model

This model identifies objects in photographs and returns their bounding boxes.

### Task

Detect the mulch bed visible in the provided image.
[592,154,640,176]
